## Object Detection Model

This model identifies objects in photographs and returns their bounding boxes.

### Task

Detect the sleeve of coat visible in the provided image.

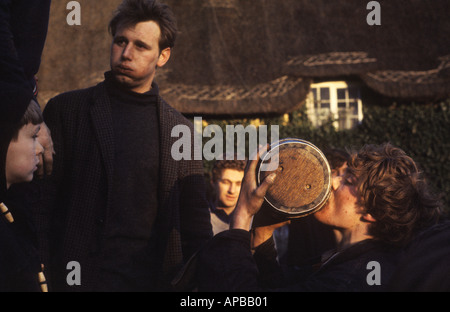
[178,153,213,261]
[0,0,28,88]
[197,229,260,292]
[0,0,33,126]
[0,0,51,93]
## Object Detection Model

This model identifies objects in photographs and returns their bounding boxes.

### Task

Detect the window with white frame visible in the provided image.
[306,81,364,130]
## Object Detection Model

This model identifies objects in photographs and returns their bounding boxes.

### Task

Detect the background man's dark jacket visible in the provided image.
[35,81,213,291]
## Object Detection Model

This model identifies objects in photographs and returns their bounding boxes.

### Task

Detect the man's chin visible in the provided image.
[219,202,236,209]
[113,72,132,82]
[110,71,151,93]
[112,73,136,88]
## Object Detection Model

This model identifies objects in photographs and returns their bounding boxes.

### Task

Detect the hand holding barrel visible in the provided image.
[230,145,278,232]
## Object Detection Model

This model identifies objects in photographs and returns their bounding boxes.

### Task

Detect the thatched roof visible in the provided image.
[37,0,450,116]
[283,52,379,77]
[162,0,450,114]
[361,55,450,100]
[160,76,311,116]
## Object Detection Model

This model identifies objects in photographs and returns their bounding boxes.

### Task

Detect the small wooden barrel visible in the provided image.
[257,138,331,219]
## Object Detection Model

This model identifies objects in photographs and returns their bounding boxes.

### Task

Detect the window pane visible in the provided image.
[320,88,330,100]
[306,82,363,131]
[337,88,346,100]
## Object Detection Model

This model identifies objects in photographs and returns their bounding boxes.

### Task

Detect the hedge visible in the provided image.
[194,98,450,213]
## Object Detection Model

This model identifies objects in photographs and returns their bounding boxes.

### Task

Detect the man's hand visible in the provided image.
[252,221,290,249]
[231,145,278,231]
[36,122,55,177]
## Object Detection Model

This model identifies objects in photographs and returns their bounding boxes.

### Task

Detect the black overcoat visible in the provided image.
[35,80,212,291]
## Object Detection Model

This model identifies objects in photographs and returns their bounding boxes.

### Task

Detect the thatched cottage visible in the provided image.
[37,0,450,127]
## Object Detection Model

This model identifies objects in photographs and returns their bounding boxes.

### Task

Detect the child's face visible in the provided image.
[5,123,44,188]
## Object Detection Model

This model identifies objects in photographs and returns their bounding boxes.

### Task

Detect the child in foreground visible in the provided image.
[0,99,47,292]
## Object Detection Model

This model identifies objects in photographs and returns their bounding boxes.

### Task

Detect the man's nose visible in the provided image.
[122,44,133,60]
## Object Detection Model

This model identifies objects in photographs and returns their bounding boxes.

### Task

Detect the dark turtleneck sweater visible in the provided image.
[95,73,160,291]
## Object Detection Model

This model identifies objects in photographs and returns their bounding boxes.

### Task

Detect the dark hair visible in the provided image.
[108,0,178,51]
[348,143,443,246]
[211,156,247,182]
[11,100,43,141]
[324,148,350,170]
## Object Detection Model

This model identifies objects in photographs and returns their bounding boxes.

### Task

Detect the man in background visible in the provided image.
[209,157,246,235]
[38,0,212,291]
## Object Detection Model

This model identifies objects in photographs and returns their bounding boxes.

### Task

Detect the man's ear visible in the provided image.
[157,48,171,68]
[362,213,376,223]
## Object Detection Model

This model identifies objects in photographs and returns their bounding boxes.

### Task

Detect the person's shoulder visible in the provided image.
[408,220,450,249]
[44,82,106,112]
[48,82,104,104]
[388,220,450,291]
[328,239,400,270]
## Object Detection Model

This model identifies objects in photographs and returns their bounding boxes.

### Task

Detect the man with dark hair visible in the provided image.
[38,0,212,292]
[324,147,350,178]
[108,0,177,50]
[198,143,444,291]
[209,157,246,235]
